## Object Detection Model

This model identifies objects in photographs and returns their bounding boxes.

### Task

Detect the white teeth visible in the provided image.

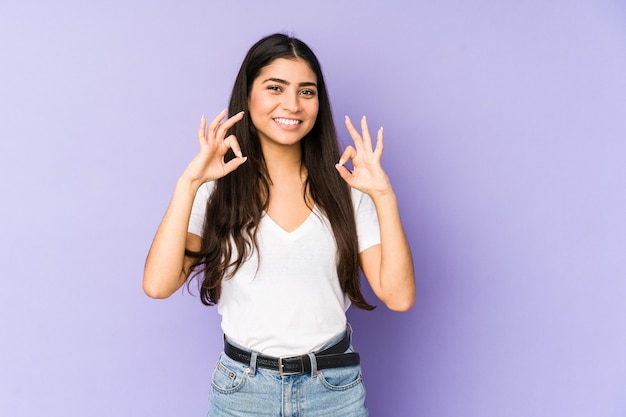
[274,118,301,126]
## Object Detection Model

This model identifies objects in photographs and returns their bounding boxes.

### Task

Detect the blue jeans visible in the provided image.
[208,330,368,416]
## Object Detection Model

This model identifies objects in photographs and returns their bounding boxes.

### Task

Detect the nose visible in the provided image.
[282,92,300,113]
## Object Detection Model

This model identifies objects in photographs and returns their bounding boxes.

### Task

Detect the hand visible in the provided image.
[335,116,392,197]
[183,109,247,184]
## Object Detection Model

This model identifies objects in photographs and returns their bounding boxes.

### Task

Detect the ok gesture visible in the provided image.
[184,109,247,184]
[335,116,392,197]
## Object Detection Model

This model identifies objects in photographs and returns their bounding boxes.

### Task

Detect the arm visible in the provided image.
[142,181,203,299]
[335,116,415,311]
[142,110,247,299]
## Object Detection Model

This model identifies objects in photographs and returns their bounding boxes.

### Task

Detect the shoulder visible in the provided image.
[350,188,380,251]
[350,187,366,202]
[200,180,216,195]
[350,187,374,211]
[189,181,217,237]
[194,181,216,202]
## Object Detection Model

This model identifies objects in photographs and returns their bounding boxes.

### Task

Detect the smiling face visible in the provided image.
[248,58,319,151]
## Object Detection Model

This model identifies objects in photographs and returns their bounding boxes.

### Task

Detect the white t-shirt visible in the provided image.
[188,182,380,356]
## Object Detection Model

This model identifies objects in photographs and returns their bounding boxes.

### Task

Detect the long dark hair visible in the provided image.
[187,33,374,310]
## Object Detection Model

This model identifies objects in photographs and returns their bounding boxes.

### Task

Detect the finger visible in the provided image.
[222,155,248,175]
[374,126,384,157]
[207,109,228,138]
[197,115,207,146]
[360,116,373,153]
[344,116,365,153]
[216,110,245,139]
[223,134,244,158]
[338,146,356,166]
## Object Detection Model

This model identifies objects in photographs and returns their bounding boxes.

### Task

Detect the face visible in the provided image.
[248,58,319,150]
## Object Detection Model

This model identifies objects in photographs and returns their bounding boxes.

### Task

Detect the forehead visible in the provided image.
[255,58,317,83]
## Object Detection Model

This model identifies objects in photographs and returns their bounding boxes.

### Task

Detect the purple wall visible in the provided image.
[2,1,626,416]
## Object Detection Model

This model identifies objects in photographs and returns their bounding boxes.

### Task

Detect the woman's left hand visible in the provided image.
[337,116,416,311]
[335,116,392,197]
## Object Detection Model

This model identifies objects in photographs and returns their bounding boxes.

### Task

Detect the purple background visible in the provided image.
[2,1,626,416]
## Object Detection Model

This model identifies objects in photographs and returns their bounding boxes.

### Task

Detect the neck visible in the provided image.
[261,142,304,181]
[262,143,312,210]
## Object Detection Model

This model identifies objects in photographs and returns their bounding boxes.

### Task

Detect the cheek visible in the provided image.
[308,100,319,120]
[247,94,267,127]
[305,103,319,135]
[248,93,263,114]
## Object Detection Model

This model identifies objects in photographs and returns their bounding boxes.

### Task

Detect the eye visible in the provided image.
[300,89,317,97]
[267,85,282,92]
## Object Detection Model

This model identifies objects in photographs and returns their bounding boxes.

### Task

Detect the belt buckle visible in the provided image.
[278,355,303,376]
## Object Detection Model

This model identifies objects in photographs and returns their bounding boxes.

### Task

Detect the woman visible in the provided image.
[143,33,415,416]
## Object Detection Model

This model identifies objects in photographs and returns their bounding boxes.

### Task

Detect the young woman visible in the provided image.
[143,33,415,416]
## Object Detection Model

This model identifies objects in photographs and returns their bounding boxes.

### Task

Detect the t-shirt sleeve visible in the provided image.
[352,188,381,253]
[188,182,214,237]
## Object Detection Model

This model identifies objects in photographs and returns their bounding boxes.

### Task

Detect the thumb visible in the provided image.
[223,156,248,176]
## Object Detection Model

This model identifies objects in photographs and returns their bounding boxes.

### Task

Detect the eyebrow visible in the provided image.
[263,77,318,88]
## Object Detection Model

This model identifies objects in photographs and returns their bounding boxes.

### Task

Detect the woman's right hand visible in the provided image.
[183,109,247,184]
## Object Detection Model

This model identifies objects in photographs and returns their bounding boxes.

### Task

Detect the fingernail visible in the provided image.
[362,115,366,120]
[242,156,248,163]
[338,159,344,166]
[380,126,383,131]
[236,151,243,158]
[238,111,245,116]
[344,115,349,120]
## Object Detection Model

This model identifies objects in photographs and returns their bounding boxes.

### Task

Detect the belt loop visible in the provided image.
[347,323,353,344]
[249,351,258,377]
[307,352,318,378]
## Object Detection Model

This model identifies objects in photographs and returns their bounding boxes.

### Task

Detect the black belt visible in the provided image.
[223,331,360,376]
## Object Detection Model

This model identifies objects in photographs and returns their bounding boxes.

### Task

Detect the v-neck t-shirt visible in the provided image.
[188,181,380,356]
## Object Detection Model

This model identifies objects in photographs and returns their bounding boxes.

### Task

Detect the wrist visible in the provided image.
[368,187,397,203]
[177,172,205,192]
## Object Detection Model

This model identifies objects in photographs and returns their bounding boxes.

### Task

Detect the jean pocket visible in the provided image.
[211,354,248,394]
[318,365,363,391]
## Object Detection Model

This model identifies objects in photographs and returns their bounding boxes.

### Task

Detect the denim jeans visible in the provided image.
[208,330,368,416]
